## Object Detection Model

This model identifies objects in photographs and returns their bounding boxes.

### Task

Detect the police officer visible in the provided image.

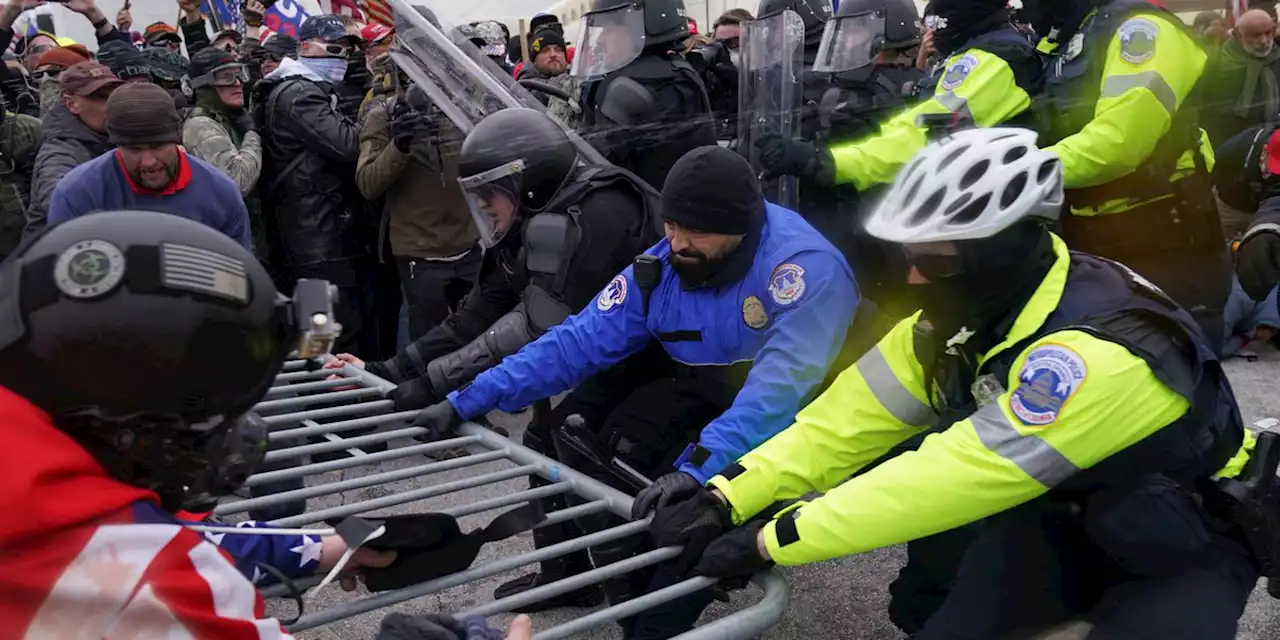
[331,107,659,610]
[646,128,1259,639]
[1024,0,1232,347]
[756,0,1041,196]
[788,0,925,316]
[573,0,716,189]
[410,146,859,636]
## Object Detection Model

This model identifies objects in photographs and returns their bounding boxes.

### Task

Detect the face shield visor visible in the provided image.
[180,412,269,512]
[814,10,887,73]
[741,9,808,71]
[458,159,526,249]
[571,4,646,78]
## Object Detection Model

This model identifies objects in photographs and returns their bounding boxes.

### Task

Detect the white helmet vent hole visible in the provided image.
[960,159,989,189]
[937,145,968,171]
[945,192,973,215]
[952,193,990,224]
[1003,146,1028,164]
[904,174,926,204]
[1002,173,1028,208]
[913,190,946,226]
[1037,160,1058,183]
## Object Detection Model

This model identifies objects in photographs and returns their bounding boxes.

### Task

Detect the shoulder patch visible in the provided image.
[768,263,807,306]
[1009,344,1088,426]
[597,275,628,312]
[742,295,769,329]
[1118,18,1158,65]
[940,54,979,92]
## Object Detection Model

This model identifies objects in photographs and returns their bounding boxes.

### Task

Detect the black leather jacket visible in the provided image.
[258,58,365,267]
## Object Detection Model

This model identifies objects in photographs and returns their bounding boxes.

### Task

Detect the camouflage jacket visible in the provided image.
[181,107,263,197]
[0,113,41,258]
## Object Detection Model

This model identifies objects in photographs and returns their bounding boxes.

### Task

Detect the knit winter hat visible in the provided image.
[106,82,182,147]
[661,146,765,235]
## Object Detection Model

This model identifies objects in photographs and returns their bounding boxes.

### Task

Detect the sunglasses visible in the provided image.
[31,67,63,82]
[319,43,351,57]
[905,250,964,281]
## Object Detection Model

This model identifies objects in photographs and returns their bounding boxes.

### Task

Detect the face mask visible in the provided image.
[302,56,348,83]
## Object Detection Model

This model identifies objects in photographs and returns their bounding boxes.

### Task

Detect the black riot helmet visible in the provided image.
[814,0,920,75]
[457,108,579,247]
[573,0,689,76]
[0,211,333,511]
[757,0,833,45]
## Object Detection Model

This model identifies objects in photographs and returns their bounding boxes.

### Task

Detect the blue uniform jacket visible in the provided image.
[449,204,859,483]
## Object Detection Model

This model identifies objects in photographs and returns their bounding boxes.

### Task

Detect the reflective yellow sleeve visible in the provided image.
[760,329,1191,566]
[829,49,1032,191]
[708,314,937,525]
[1045,15,1206,189]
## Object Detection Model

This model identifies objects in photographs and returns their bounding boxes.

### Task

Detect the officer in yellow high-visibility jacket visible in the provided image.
[1026,0,1233,347]
[637,129,1260,639]
[754,0,1043,192]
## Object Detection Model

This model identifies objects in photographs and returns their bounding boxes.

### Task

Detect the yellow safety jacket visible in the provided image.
[709,234,1249,565]
[829,25,1041,192]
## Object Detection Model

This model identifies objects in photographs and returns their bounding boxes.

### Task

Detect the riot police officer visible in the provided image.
[407,146,858,636]
[1023,0,1232,346]
[331,107,659,610]
[573,0,717,189]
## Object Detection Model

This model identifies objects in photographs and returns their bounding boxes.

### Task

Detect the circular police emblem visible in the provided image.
[54,240,126,300]
[742,295,769,330]
[1118,18,1158,65]
[768,263,806,306]
[1009,344,1088,426]
[940,54,978,92]
[597,275,628,312]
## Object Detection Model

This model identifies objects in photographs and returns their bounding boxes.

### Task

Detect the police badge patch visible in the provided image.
[1009,344,1088,426]
[940,54,978,91]
[742,296,769,329]
[54,239,126,300]
[768,264,806,306]
[597,275,628,312]
[1118,18,1158,65]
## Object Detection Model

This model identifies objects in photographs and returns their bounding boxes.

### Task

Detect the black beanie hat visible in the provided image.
[529,28,567,59]
[661,146,766,235]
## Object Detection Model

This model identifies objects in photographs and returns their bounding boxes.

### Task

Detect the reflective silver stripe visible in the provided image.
[935,91,974,120]
[970,403,1080,488]
[1101,71,1177,117]
[855,347,937,427]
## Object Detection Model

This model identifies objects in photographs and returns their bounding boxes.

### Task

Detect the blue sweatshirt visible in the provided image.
[48,148,252,251]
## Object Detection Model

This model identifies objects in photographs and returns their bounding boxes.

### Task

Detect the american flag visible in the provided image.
[362,0,394,28]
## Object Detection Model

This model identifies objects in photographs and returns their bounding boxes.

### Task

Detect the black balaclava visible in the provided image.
[931,0,1012,56]
[914,221,1057,353]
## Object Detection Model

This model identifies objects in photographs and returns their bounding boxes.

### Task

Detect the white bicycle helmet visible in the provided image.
[864,127,1065,243]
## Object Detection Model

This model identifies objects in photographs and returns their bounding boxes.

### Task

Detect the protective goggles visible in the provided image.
[189,63,250,88]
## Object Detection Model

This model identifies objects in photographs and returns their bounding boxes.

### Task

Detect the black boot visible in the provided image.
[493,521,602,612]
[589,537,653,638]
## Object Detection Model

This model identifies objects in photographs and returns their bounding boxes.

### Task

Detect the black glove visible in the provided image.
[632,471,704,520]
[233,109,255,133]
[251,99,267,133]
[755,131,833,185]
[648,490,729,575]
[388,377,440,412]
[692,520,773,590]
[1237,228,1280,301]
[411,400,463,440]
[376,613,466,640]
[390,102,421,153]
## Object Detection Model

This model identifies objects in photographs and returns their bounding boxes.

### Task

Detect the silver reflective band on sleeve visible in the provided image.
[970,403,1080,487]
[855,347,937,427]
[1101,71,1177,117]
[935,91,974,120]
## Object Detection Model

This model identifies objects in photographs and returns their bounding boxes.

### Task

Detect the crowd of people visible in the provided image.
[6,0,1280,639]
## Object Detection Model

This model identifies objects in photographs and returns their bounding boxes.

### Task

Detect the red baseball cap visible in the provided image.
[1266,129,1280,177]
[361,22,393,45]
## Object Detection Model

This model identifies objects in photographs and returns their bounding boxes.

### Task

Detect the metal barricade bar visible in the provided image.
[231,359,789,638]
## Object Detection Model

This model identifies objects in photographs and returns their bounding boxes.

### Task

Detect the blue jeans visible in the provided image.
[1222,278,1280,356]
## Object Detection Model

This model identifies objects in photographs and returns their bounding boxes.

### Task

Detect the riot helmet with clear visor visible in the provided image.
[815,0,920,73]
[459,160,526,248]
[572,4,647,77]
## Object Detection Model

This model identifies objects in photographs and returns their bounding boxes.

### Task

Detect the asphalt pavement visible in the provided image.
[271,346,1280,640]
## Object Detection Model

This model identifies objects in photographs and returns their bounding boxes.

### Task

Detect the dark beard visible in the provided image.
[668,251,715,287]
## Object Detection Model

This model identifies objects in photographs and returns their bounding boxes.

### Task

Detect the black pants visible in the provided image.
[396,251,481,341]
[913,499,1257,640]
[361,257,402,361]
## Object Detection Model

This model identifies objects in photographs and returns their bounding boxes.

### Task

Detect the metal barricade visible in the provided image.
[221,359,790,639]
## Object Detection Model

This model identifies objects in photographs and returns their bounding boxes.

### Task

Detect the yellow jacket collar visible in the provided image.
[979,232,1070,366]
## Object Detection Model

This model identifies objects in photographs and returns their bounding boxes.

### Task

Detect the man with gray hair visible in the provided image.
[1204,9,1280,147]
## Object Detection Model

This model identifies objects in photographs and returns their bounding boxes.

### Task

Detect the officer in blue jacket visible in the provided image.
[412,145,859,633]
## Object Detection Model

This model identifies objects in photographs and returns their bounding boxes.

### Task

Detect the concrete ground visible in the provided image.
[258,345,1280,640]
